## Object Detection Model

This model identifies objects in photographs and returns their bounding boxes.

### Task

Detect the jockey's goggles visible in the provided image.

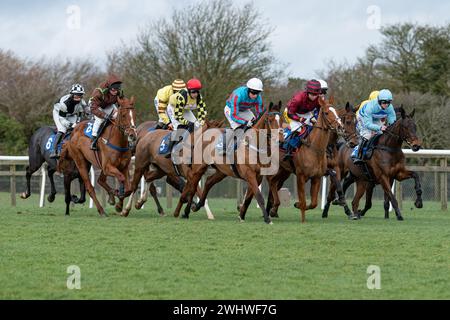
[249,89,261,95]
[189,90,200,94]
[379,100,392,105]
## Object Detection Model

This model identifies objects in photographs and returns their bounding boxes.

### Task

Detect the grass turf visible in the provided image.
[0,192,449,299]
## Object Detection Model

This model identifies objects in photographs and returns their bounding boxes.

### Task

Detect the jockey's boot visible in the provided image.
[90,135,99,151]
[351,138,367,165]
[50,132,64,159]
[282,132,296,161]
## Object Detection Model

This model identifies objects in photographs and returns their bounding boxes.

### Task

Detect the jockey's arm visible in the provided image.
[387,105,397,125]
[174,95,189,126]
[196,99,207,125]
[361,110,382,132]
[53,103,70,128]
[229,94,247,125]
[90,91,107,119]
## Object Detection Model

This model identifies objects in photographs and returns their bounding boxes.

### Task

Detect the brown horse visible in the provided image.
[265,97,344,223]
[59,97,137,216]
[340,107,422,220]
[180,102,284,224]
[121,119,224,219]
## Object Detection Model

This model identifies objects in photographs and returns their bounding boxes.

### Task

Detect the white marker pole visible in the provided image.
[89,167,95,209]
[39,166,46,208]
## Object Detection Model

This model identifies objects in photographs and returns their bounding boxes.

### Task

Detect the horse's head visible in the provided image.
[115,96,138,149]
[395,106,422,151]
[318,96,344,133]
[254,101,284,143]
[337,102,358,148]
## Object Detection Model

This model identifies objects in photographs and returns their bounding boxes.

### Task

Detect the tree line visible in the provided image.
[1,0,449,154]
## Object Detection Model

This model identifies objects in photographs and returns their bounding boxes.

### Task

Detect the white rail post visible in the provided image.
[39,165,46,208]
[89,167,95,209]
[321,176,327,210]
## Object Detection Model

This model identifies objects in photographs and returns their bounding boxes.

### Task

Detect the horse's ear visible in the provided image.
[269,102,274,110]
[400,107,406,119]
[318,96,326,107]
[130,96,136,105]
[345,102,351,112]
[278,100,282,109]
[329,96,335,105]
[409,108,415,118]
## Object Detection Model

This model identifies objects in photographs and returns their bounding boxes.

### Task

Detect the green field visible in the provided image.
[0,192,449,300]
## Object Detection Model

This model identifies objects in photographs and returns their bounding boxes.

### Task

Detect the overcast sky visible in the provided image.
[1,0,449,79]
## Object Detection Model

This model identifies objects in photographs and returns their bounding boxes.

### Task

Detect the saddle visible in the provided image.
[362,133,383,161]
[280,126,312,152]
[45,129,72,154]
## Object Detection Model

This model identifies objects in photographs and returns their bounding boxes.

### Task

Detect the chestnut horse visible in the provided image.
[121,120,224,219]
[180,102,284,224]
[340,107,422,220]
[265,97,344,223]
[59,97,137,216]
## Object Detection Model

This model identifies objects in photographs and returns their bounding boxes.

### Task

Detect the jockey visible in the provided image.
[283,79,328,124]
[283,79,322,160]
[357,90,380,112]
[162,78,207,158]
[154,79,186,129]
[89,74,124,150]
[224,78,264,129]
[50,84,87,159]
[224,78,264,153]
[351,89,397,164]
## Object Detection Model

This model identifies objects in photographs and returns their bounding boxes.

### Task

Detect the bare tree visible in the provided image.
[110,0,282,121]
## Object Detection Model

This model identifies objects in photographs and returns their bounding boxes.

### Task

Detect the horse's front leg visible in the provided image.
[97,171,116,206]
[379,176,403,221]
[396,169,423,209]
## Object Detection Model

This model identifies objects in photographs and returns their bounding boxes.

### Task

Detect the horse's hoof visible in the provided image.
[181,214,189,219]
[135,201,144,210]
[322,214,328,219]
[120,210,129,217]
[415,199,423,209]
[397,216,404,221]
[269,209,279,218]
[20,192,29,199]
[71,195,79,203]
[294,202,300,209]
[115,205,123,213]
[100,213,108,218]
[47,194,56,203]
[349,214,359,220]
[239,217,245,223]
[335,199,346,206]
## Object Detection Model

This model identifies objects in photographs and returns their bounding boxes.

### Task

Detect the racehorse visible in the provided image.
[58,96,137,216]
[121,119,224,219]
[340,107,422,220]
[20,126,86,209]
[265,97,344,223]
[181,102,284,224]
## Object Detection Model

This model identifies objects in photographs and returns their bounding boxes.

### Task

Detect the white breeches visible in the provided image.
[167,104,197,130]
[224,105,255,130]
[92,104,117,136]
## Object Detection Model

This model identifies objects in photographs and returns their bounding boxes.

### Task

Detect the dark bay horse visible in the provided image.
[182,102,284,224]
[340,107,422,220]
[265,97,344,223]
[58,97,137,216]
[20,126,86,207]
[121,120,224,219]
